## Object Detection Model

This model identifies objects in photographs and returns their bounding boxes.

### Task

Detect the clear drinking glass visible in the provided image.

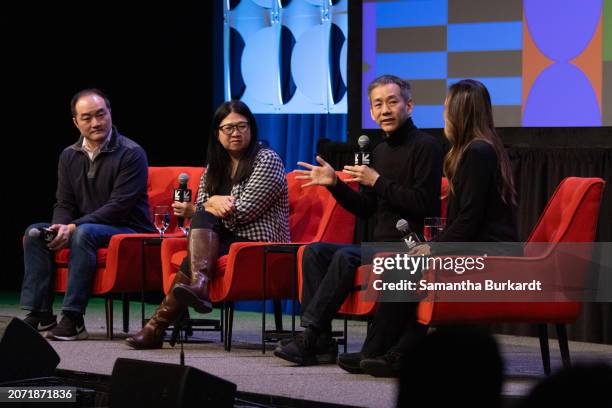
[423,217,446,242]
[153,205,171,238]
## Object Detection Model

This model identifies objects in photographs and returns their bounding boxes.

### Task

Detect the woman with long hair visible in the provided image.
[344,79,519,378]
[126,100,290,349]
[436,78,517,242]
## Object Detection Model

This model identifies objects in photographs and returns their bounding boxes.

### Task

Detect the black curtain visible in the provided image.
[318,127,612,344]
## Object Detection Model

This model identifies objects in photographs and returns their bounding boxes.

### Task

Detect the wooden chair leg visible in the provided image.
[105,295,114,340]
[122,293,129,333]
[556,324,571,369]
[538,324,551,375]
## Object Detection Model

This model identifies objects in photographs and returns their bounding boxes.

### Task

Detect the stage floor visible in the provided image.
[2,292,611,407]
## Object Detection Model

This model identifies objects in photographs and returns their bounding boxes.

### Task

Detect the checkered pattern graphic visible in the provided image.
[196,148,290,242]
[362,0,524,128]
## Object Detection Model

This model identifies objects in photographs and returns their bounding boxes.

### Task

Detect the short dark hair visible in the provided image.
[367,75,412,103]
[70,88,111,116]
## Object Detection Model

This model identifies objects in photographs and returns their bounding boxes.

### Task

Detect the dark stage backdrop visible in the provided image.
[319,127,612,344]
[4,1,216,291]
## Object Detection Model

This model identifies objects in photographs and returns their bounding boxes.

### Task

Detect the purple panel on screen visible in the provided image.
[524,0,602,61]
[362,2,378,129]
[523,63,601,126]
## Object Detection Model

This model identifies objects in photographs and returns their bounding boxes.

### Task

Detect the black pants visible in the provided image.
[361,301,427,357]
[301,242,427,357]
[300,242,361,333]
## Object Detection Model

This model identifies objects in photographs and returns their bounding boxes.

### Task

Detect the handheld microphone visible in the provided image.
[396,219,421,250]
[28,227,57,243]
[354,135,371,166]
[174,173,192,229]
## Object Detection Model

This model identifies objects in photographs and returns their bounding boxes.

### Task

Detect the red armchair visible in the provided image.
[53,166,205,338]
[161,171,357,350]
[416,177,605,374]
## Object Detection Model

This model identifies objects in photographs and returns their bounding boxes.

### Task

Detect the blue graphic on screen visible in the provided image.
[362,0,610,128]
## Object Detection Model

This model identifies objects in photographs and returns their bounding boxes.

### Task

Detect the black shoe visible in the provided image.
[275,332,304,351]
[338,352,367,374]
[23,312,57,332]
[360,351,404,377]
[47,313,88,341]
[273,329,337,366]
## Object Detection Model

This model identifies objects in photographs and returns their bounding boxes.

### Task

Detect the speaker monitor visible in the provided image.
[110,358,237,408]
[0,316,60,383]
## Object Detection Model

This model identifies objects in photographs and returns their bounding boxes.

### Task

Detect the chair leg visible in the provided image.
[273,299,283,332]
[343,316,348,354]
[226,302,234,352]
[556,324,571,369]
[223,303,228,350]
[105,295,114,340]
[122,293,129,333]
[220,303,225,342]
[538,324,551,376]
[227,302,234,351]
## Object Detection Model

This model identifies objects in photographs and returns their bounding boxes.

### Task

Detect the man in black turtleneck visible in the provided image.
[274,75,442,369]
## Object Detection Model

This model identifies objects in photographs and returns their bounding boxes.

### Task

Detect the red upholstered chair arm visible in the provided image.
[97,233,166,293]
[160,236,189,293]
[161,236,189,256]
[210,242,298,302]
[417,253,584,325]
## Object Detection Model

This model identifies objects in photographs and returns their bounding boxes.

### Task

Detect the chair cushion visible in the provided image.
[54,248,108,267]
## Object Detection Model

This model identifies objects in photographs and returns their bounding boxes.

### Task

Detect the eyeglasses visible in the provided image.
[219,122,249,135]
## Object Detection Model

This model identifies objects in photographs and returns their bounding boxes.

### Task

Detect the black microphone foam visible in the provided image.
[175,173,193,230]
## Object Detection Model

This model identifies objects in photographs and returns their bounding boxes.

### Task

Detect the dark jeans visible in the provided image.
[21,223,136,315]
[300,242,361,333]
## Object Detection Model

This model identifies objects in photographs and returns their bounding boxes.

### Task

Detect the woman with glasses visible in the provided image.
[126,100,290,349]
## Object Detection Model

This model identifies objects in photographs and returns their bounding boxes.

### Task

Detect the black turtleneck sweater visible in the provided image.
[437,140,518,243]
[327,118,443,241]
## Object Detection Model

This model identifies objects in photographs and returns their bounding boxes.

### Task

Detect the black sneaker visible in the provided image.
[337,352,366,374]
[274,329,337,366]
[23,312,57,332]
[360,351,404,378]
[47,313,88,341]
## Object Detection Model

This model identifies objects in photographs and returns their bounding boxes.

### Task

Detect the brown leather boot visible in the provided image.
[172,228,219,314]
[125,271,189,349]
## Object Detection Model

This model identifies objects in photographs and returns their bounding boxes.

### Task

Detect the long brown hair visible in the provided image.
[443,79,516,205]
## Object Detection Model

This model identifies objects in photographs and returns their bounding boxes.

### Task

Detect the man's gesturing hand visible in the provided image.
[295,155,337,188]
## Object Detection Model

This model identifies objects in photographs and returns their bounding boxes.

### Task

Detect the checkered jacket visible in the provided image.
[195,148,290,242]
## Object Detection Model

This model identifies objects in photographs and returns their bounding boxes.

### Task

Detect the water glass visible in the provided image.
[423,217,446,242]
[154,205,171,238]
